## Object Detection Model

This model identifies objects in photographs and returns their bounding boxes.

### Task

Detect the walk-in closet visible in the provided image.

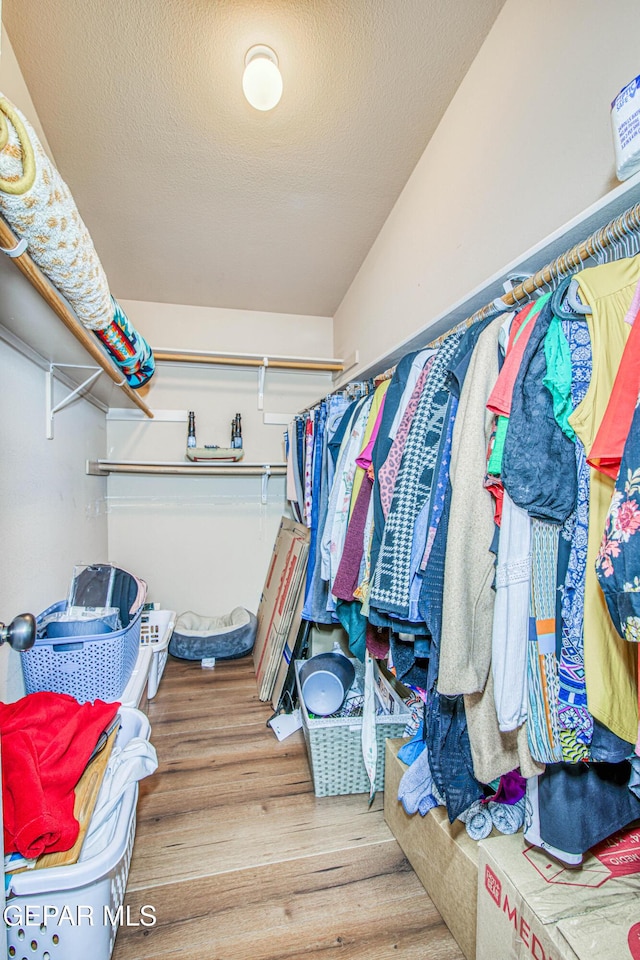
[1,2,640,959]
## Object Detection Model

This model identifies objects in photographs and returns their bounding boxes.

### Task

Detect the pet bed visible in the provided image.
[169,608,257,661]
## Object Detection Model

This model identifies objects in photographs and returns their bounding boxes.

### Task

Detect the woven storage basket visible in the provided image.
[295,659,410,797]
[23,599,144,703]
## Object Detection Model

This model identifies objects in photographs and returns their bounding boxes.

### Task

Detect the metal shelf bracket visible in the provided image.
[261,463,272,504]
[258,357,269,410]
[46,363,103,439]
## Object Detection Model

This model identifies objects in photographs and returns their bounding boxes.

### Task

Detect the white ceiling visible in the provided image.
[3,0,505,318]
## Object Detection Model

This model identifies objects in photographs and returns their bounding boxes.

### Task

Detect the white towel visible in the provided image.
[81,737,158,860]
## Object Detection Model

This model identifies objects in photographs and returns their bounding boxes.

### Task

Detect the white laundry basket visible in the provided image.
[5,707,150,960]
[140,609,175,700]
[118,645,153,711]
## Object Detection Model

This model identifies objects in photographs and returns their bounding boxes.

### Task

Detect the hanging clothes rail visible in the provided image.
[153,347,343,373]
[0,216,153,419]
[87,460,285,503]
[325,181,640,393]
[86,459,286,477]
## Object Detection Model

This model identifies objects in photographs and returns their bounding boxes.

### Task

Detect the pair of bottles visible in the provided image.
[187,411,242,449]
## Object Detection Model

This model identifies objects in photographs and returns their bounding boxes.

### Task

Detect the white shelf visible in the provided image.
[335,172,640,387]
[152,347,343,410]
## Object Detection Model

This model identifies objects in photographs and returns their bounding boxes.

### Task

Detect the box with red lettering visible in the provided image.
[476,826,640,960]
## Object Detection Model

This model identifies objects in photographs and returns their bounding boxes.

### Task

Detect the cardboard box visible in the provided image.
[253,516,310,701]
[477,826,640,960]
[384,738,483,960]
[554,897,640,959]
[270,585,306,711]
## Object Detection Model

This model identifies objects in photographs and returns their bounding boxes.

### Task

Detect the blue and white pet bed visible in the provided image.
[169,608,257,661]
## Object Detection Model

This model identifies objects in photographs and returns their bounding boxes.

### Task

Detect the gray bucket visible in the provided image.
[298,652,356,716]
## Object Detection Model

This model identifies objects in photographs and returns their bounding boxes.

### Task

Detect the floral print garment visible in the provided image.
[558,317,593,756]
[597,404,640,645]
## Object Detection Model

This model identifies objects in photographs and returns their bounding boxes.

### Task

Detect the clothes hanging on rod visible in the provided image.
[288,218,640,858]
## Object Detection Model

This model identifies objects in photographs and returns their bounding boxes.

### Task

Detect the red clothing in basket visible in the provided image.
[0,691,119,858]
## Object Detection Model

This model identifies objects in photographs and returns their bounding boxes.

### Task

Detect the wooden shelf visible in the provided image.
[0,216,153,418]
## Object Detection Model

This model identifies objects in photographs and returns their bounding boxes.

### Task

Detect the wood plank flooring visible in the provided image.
[112,656,463,960]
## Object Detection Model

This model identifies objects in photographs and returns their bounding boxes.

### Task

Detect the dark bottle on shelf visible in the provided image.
[233,413,243,449]
[187,411,196,448]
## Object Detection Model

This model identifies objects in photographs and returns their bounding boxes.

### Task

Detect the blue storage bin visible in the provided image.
[22,586,145,703]
[43,608,121,639]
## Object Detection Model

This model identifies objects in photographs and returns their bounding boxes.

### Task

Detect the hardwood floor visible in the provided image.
[112,656,464,960]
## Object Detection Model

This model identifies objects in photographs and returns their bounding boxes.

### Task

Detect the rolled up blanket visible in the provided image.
[95,297,155,389]
[488,796,525,834]
[458,799,493,841]
[0,94,112,330]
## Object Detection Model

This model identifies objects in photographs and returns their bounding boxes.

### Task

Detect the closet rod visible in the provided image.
[153,349,343,373]
[87,459,286,477]
[428,200,640,347]
[0,216,154,419]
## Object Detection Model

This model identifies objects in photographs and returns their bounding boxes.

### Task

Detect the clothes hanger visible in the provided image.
[620,215,640,258]
[623,210,640,257]
[591,226,607,266]
[605,221,621,261]
[550,276,573,319]
[565,277,592,314]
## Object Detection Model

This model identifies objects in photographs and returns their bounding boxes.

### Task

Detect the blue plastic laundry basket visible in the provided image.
[22,599,144,703]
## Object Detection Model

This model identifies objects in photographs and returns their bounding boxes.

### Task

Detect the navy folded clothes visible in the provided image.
[537,760,640,855]
[169,608,257,661]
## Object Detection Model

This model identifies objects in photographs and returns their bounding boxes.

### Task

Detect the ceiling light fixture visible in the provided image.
[242,45,283,112]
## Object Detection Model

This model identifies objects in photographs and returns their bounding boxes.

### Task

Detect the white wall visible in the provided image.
[105,299,333,616]
[0,25,54,161]
[0,13,335,645]
[0,25,109,702]
[0,343,109,701]
[333,0,640,373]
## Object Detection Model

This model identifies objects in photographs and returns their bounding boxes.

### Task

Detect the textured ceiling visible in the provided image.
[3,0,505,317]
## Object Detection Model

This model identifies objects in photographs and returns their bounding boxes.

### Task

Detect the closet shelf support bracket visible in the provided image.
[261,464,272,504]
[0,236,28,258]
[258,358,269,411]
[46,363,103,439]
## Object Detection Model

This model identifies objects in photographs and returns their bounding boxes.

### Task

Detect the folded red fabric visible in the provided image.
[0,692,119,859]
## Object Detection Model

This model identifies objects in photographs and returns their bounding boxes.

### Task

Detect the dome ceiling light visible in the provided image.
[242,44,283,112]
